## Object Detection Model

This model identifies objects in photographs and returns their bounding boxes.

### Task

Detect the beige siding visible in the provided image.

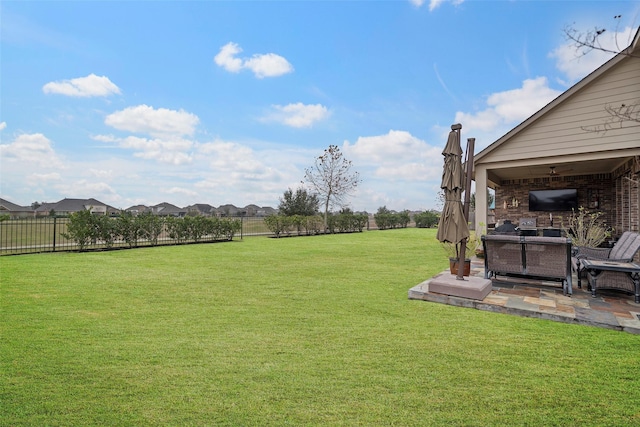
[480,57,640,164]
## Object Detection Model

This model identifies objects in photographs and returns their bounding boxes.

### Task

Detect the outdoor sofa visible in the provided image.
[482,234,573,296]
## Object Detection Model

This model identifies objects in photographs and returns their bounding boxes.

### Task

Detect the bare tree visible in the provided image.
[564,16,638,59]
[303,145,361,228]
[582,102,640,134]
[564,17,640,132]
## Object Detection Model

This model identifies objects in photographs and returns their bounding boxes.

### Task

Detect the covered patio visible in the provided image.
[412,28,640,335]
[472,27,640,239]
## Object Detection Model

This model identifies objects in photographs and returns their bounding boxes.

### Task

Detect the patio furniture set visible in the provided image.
[482,231,640,302]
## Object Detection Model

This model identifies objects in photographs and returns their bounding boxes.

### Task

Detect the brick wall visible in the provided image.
[494,174,613,231]
[613,158,640,235]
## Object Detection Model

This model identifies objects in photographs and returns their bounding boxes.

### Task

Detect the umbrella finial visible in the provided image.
[451,123,462,131]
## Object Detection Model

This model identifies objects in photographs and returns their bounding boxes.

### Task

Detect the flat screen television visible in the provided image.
[528,189,578,212]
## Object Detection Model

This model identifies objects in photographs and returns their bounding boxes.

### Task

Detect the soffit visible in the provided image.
[485,157,630,182]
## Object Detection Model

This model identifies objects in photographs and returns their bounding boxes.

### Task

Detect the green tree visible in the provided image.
[117,211,142,248]
[414,210,439,228]
[264,214,290,238]
[303,145,361,229]
[137,212,164,246]
[95,215,118,248]
[397,210,411,228]
[61,209,95,251]
[278,187,319,216]
[165,216,189,243]
[374,206,392,230]
[470,190,495,210]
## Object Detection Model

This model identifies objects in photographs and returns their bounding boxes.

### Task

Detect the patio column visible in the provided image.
[474,165,488,233]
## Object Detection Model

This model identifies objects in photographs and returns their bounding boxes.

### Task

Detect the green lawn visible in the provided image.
[2,229,639,426]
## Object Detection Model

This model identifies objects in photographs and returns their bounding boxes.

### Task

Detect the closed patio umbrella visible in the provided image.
[436,124,470,279]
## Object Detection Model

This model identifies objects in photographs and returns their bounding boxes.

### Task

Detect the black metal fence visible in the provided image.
[0,216,271,256]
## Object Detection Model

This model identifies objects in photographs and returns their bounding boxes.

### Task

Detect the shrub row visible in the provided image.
[263,215,324,237]
[413,211,439,228]
[327,212,368,234]
[164,215,241,243]
[374,211,411,230]
[264,212,368,237]
[62,210,241,250]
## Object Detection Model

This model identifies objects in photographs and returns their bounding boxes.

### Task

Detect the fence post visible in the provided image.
[53,217,57,252]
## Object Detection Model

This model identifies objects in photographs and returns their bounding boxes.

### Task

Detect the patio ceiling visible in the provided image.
[485,156,630,182]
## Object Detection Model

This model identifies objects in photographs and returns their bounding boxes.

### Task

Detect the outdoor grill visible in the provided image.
[518,218,537,236]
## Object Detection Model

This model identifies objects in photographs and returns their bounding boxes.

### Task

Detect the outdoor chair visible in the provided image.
[585,268,640,303]
[572,231,640,288]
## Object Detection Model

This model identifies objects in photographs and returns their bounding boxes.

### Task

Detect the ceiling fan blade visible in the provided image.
[548,166,573,175]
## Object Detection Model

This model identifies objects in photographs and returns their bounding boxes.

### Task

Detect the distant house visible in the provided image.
[243,204,260,217]
[0,198,34,218]
[34,198,119,216]
[217,204,240,217]
[150,202,186,217]
[185,203,217,216]
[257,206,277,217]
[124,205,150,215]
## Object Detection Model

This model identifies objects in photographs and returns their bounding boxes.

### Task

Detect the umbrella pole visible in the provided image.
[456,137,476,280]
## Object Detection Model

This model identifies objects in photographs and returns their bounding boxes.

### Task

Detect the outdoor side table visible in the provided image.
[581,259,640,303]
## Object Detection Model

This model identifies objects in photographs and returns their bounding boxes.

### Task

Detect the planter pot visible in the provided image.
[449,257,471,276]
[475,248,485,259]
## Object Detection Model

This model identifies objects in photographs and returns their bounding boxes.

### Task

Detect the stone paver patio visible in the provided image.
[409,258,640,334]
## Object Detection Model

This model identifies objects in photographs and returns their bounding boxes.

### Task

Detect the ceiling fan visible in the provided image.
[548,165,573,176]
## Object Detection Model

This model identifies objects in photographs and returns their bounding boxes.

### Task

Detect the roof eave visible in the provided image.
[475,26,640,164]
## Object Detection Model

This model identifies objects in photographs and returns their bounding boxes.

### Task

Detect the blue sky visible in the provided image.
[1,1,639,212]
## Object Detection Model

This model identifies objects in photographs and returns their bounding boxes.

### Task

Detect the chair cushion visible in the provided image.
[609,232,640,261]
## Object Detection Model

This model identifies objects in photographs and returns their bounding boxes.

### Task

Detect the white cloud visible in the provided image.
[199,140,273,175]
[60,180,119,198]
[343,130,442,181]
[454,77,561,144]
[264,103,330,128]
[414,0,463,11]
[105,105,199,137]
[134,150,192,165]
[244,53,294,78]
[91,134,118,143]
[42,73,121,97]
[214,42,293,78]
[163,187,198,197]
[0,133,64,168]
[214,42,244,73]
[89,169,113,179]
[27,172,62,186]
[550,26,637,83]
[194,140,292,202]
[488,78,560,122]
[0,122,6,131]
[38,179,124,207]
[428,0,443,10]
[94,134,194,165]
[201,141,254,170]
